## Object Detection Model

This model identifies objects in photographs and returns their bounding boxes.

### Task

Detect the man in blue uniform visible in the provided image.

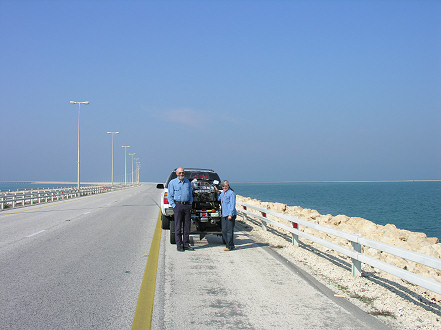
[216,180,237,251]
[168,168,194,251]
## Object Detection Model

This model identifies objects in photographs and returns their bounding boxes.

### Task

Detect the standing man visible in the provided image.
[168,168,194,251]
[216,180,237,251]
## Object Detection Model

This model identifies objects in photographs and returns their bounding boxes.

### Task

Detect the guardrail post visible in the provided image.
[261,211,268,231]
[1,195,4,210]
[291,222,300,246]
[38,192,41,204]
[351,235,362,276]
[12,194,16,208]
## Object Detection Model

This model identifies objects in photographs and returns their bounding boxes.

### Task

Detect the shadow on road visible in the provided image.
[189,232,268,251]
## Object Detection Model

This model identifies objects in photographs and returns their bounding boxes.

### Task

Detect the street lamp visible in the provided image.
[136,161,141,184]
[129,153,136,185]
[70,101,90,189]
[106,132,119,186]
[121,145,131,185]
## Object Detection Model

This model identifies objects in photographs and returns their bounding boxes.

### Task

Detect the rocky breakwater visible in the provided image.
[236,195,441,298]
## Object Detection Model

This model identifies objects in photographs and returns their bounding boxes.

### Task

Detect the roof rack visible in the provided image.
[173,168,215,172]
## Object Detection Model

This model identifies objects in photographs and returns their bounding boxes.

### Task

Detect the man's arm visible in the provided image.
[228,191,236,217]
[189,180,193,204]
[168,180,176,208]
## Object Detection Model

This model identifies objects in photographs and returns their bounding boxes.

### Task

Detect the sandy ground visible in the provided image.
[236,209,441,329]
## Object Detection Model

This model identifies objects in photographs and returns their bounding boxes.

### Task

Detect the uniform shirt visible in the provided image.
[168,177,193,208]
[218,189,237,217]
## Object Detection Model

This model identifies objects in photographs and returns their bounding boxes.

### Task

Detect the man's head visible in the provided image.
[176,168,185,181]
[222,180,230,191]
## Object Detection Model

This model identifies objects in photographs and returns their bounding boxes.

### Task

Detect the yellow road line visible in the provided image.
[132,212,162,330]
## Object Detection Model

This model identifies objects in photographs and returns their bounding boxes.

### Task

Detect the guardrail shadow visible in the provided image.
[191,233,268,251]
[238,211,441,316]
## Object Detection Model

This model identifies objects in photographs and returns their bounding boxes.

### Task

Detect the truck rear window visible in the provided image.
[166,170,220,187]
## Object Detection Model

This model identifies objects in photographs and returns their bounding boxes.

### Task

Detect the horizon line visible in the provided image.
[230,179,441,183]
[0,179,440,184]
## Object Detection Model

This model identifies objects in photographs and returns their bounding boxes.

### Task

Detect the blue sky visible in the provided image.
[1,0,440,183]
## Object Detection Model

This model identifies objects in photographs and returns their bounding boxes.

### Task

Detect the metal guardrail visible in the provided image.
[238,201,441,295]
[0,185,131,210]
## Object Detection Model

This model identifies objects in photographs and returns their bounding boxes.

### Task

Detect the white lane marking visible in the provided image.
[26,230,46,238]
[83,211,91,214]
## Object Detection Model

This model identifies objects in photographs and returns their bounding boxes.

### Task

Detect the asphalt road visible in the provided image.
[0,183,160,329]
[1,183,389,329]
[153,220,390,329]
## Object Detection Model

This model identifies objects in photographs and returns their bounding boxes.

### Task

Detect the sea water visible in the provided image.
[0,182,89,191]
[233,181,441,240]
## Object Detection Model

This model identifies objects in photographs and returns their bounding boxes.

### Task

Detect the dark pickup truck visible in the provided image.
[157,168,223,244]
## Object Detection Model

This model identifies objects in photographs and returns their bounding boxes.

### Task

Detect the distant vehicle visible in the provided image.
[156,168,223,244]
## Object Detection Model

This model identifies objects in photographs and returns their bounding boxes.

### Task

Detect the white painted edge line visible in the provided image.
[26,230,46,238]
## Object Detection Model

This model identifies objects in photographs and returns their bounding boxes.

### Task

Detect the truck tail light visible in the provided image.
[164,192,169,204]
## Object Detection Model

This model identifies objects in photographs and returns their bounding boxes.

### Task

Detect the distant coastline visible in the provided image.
[31,181,110,185]
[232,179,441,184]
[0,181,111,186]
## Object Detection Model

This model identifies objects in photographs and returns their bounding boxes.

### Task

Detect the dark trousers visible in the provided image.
[174,203,191,247]
[222,215,236,249]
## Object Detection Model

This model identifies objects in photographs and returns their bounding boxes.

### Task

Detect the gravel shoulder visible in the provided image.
[236,210,441,329]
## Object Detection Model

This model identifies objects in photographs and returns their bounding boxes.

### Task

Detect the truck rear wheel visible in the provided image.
[162,214,172,229]
[170,220,176,244]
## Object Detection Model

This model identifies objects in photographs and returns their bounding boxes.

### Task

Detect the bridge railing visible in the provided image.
[237,201,441,295]
[0,184,131,210]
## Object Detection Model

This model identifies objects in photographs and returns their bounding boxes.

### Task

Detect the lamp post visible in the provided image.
[129,153,136,185]
[136,161,141,184]
[70,101,90,189]
[134,157,139,184]
[107,132,119,186]
[121,145,131,185]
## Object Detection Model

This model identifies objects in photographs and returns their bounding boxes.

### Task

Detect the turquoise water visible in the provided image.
[0,182,89,191]
[233,181,441,240]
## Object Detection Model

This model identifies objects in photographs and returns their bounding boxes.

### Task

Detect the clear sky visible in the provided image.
[1,0,440,183]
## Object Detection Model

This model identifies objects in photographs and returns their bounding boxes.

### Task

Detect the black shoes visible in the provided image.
[177,245,194,251]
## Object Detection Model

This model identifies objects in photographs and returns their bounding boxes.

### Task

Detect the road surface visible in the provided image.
[0,183,388,329]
